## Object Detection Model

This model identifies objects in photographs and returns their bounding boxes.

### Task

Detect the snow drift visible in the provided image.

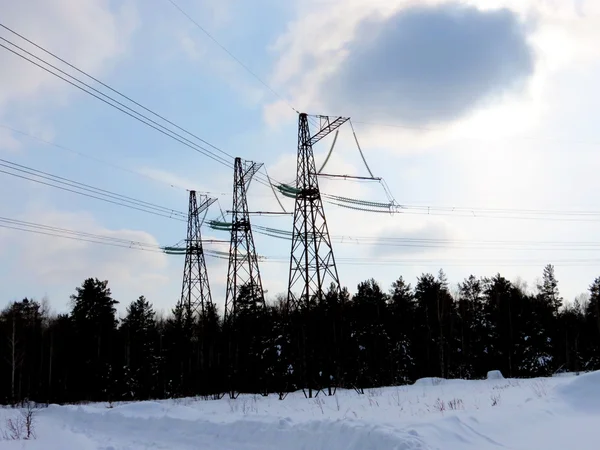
[1,372,598,449]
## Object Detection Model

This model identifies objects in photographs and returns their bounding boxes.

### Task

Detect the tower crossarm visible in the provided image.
[308,115,349,146]
[195,196,217,215]
[242,160,264,192]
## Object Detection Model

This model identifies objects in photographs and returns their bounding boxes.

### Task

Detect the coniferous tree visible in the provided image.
[517,294,554,376]
[557,297,586,373]
[348,279,391,387]
[198,301,222,396]
[121,296,159,399]
[69,278,119,401]
[456,275,486,378]
[0,299,44,403]
[413,272,455,379]
[583,278,600,370]
[482,275,517,377]
[537,264,563,314]
[229,283,269,394]
[162,302,187,397]
[5,268,600,404]
[387,276,416,383]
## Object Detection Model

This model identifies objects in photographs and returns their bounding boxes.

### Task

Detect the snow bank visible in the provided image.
[2,373,599,449]
[556,370,600,413]
[34,407,430,450]
[414,377,445,386]
[486,370,504,380]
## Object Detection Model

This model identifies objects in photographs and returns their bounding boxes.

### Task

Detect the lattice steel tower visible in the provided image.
[179,190,216,317]
[224,157,265,321]
[287,113,349,308]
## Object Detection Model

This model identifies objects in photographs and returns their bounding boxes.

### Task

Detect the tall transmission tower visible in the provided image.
[287,113,349,308]
[179,190,217,317]
[224,157,265,321]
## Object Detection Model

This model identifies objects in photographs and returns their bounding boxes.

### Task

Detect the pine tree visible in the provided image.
[482,275,518,376]
[121,296,158,400]
[228,283,269,394]
[456,275,485,378]
[349,279,391,387]
[0,299,43,404]
[516,294,554,377]
[583,277,600,370]
[413,273,455,379]
[557,298,586,373]
[198,301,222,396]
[69,278,119,401]
[387,276,415,383]
[537,264,563,314]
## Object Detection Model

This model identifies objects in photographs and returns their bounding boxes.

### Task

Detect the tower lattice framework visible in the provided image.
[179,190,216,317]
[287,113,349,308]
[224,157,265,321]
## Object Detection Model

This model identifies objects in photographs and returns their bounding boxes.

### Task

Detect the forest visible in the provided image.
[1,264,599,405]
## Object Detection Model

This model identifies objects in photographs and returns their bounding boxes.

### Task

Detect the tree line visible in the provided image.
[1,264,599,405]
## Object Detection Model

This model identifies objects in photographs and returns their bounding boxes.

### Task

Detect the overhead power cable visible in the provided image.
[259,256,600,267]
[349,119,374,178]
[4,217,600,266]
[0,26,284,191]
[0,24,290,193]
[0,218,165,253]
[0,23,233,161]
[0,158,187,221]
[0,36,235,170]
[0,124,189,191]
[0,216,229,253]
[6,218,600,267]
[229,223,600,251]
[0,216,162,249]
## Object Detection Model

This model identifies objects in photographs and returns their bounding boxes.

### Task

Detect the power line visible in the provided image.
[261,256,600,267]
[0,216,162,248]
[7,217,600,267]
[249,224,600,250]
[0,123,238,198]
[0,218,239,259]
[0,124,193,191]
[0,158,185,216]
[0,25,282,191]
[0,37,236,171]
[0,23,235,160]
[0,159,187,221]
[163,0,299,114]
[5,216,600,268]
[0,221,165,253]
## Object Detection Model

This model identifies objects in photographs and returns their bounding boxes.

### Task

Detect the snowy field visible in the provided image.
[1,371,599,449]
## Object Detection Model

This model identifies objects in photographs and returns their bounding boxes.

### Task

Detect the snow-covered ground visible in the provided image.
[1,371,599,449]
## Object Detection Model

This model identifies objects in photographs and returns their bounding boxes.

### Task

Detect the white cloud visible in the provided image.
[266,0,600,131]
[257,0,600,302]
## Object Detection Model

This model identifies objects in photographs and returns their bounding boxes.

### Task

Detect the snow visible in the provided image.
[486,370,504,380]
[556,370,600,413]
[1,372,598,449]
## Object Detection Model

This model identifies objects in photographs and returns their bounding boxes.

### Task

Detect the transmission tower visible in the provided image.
[224,157,265,321]
[287,113,349,308]
[179,190,216,317]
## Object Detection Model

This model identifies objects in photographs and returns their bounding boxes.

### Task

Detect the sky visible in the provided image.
[1,0,600,317]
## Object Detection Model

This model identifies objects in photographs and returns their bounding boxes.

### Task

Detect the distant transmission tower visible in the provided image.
[179,190,216,317]
[287,113,349,308]
[224,157,265,321]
